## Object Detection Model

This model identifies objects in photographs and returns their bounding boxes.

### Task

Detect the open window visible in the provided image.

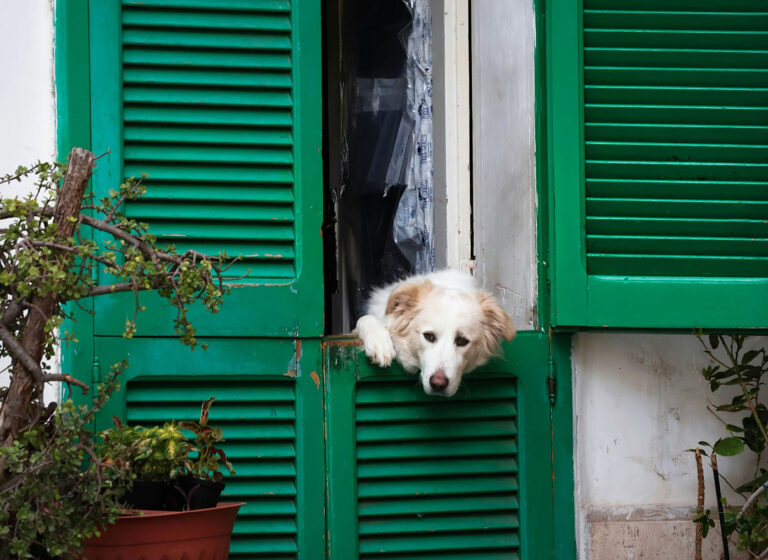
[324,0,437,332]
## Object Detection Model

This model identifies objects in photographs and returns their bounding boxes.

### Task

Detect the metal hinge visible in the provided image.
[547,355,556,405]
[92,355,100,389]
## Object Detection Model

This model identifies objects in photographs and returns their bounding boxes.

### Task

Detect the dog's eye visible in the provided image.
[423,331,437,343]
[455,336,470,347]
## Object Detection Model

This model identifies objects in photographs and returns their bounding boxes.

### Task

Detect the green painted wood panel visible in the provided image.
[94,337,325,560]
[325,332,557,560]
[87,0,323,337]
[549,0,768,328]
[57,0,94,406]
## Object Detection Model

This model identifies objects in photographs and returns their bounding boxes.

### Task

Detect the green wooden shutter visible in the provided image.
[95,338,326,560]
[549,0,768,328]
[325,333,557,560]
[89,0,323,337]
[356,378,520,559]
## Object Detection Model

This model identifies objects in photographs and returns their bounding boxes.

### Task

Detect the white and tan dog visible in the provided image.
[354,269,516,397]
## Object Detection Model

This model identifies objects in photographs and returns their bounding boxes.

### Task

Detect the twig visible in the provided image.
[39,374,88,393]
[696,448,704,560]
[84,282,143,298]
[0,162,42,185]
[712,454,731,560]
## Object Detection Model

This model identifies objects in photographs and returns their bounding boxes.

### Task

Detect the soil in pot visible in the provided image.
[171,476,225,511]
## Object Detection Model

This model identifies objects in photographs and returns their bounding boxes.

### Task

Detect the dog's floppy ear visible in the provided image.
[386,280,432,318]
[477,292,516,352]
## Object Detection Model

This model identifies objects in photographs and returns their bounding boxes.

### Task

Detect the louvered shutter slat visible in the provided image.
[89,0,322,336]
[121,1,297,283]
[584,1,768,279]
[550,0,768,327]
[125,377,300,558]
[356,377,521,560]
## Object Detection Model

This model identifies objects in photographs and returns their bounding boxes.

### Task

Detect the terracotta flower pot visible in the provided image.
[82,502,244,560]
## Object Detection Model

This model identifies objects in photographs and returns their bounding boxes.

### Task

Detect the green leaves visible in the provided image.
[694,509,716,538]
[0,387,131,560]
[692,333,768,555]
[178,398,236,481]
[98,420,189,482]
[742,405,768,453]
[1,154,234,558]
[713,437,744,457]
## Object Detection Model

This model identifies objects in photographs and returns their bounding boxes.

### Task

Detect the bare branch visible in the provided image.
[0,323,46,382]
[40,374,88,393]
[2,299,25,328]
[0,323,88,394]
[82,282,139,298]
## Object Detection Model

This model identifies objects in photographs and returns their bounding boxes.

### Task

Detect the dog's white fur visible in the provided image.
[354,269,516,397]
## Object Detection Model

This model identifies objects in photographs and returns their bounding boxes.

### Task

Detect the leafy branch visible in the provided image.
[692,332,768,557]
[0,148,237,450]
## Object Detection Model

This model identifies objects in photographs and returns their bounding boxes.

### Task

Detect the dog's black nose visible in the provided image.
[429,370,448,392]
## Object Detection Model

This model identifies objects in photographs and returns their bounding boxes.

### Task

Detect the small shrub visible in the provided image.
[692,333,768,556]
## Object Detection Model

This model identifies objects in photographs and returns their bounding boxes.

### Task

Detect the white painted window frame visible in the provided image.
[431,0,473,272]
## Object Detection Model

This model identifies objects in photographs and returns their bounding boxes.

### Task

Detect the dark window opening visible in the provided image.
[323,0,434,333]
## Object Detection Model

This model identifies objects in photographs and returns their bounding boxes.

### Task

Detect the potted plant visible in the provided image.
[174,397,236,511]
[99,419,188,510]
[82,399,243,559]
[0,149,236,559]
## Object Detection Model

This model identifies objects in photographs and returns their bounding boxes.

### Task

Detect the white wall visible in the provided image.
[573,333,762,559]
[0,0,58,403]
[470,0,538,330]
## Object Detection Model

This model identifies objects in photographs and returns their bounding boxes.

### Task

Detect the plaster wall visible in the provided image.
[470,0,538,330]
[0,0,57,403]
[573,333,762,559]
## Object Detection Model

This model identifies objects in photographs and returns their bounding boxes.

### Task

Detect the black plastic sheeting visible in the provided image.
[337,0,430,321]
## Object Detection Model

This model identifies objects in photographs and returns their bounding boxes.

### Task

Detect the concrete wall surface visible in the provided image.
[574,333,765,559]
[471,0,538,330]
[0,0,57,403]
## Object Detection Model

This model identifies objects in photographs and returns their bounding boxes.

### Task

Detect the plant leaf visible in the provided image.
[742,349,760,365]
[713,437,745,457]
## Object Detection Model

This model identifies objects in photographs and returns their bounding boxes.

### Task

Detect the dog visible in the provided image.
[354,269,516,397]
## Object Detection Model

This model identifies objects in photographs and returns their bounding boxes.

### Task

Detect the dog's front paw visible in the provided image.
[355,315,396,367]
[363,332,396,367]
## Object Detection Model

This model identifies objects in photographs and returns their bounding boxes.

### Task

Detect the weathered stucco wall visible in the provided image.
[470,0,538,330]
[573,333,761,559]
[0,0,57,402]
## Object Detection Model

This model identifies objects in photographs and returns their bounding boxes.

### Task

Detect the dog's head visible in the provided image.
[385,280,516,397]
